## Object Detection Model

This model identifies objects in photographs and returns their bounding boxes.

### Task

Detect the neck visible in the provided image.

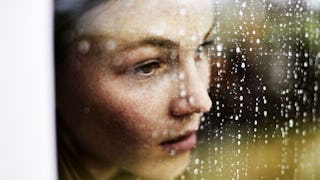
[83,157,119,180]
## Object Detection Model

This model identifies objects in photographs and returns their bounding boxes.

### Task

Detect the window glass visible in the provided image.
[186,1,320,179]
[54,0,320,179]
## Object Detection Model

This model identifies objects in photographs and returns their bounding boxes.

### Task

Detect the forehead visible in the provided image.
[76,0,214,45]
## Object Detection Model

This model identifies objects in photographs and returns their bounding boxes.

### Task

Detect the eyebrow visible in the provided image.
[120,36,215,52]
[120,37,179,51]
[83,34,214,52]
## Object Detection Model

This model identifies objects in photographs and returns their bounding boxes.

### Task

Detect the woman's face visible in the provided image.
[58,0,214,178]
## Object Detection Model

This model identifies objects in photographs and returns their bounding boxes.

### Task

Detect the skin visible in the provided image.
[57,0,214,179]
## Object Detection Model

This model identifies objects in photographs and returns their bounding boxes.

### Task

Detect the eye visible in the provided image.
[194,48,208,65]
[130,59,161,76]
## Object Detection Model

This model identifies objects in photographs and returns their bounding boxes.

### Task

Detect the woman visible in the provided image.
[55,0,215,179]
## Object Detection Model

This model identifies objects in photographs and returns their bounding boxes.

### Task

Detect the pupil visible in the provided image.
[142,62,159,74]
[143,65,153,73]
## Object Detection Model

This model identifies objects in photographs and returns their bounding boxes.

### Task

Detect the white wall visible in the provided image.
[0,1,57,179]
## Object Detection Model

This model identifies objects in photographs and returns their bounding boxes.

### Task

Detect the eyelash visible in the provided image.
[127,44,214,78]
[129,59,163,77]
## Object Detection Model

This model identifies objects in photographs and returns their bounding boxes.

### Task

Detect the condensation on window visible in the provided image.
[183,0,320,179]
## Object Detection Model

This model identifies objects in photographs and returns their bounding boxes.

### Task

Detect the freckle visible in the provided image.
[77,40,90,54]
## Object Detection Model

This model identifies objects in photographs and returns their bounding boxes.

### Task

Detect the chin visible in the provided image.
[124,151,191,179]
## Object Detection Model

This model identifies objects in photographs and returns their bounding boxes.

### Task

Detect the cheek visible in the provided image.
[91,75,173,142]
[61,61,176,163]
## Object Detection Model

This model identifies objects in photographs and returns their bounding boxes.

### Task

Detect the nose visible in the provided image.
[170,64,212,116]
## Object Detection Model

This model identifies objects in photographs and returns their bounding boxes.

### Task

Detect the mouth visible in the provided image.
[160,130,197,153]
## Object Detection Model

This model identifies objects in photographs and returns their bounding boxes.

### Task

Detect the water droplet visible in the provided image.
[180,90,187,98]
[179,29,185,35]
[178,72,185,80]
[78,40,90,54]
[217,44,223,51]
[188,96,195,105]
[195,158,200,165]
[239,10,243,16]
[180,8,186,15]
[264,111,268,117]
[193,168,199,175]
[170,50,178,61]
[236,47,241,53]
[169,149,176,156]
[191,35,197,42]
[105,39,116,51]
[289,119,294,128]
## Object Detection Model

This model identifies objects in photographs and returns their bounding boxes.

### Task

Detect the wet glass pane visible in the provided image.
[185,0,320,179]
[54,0,320,179]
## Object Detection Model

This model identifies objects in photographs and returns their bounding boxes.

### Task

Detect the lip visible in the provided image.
[160,131,197,153]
